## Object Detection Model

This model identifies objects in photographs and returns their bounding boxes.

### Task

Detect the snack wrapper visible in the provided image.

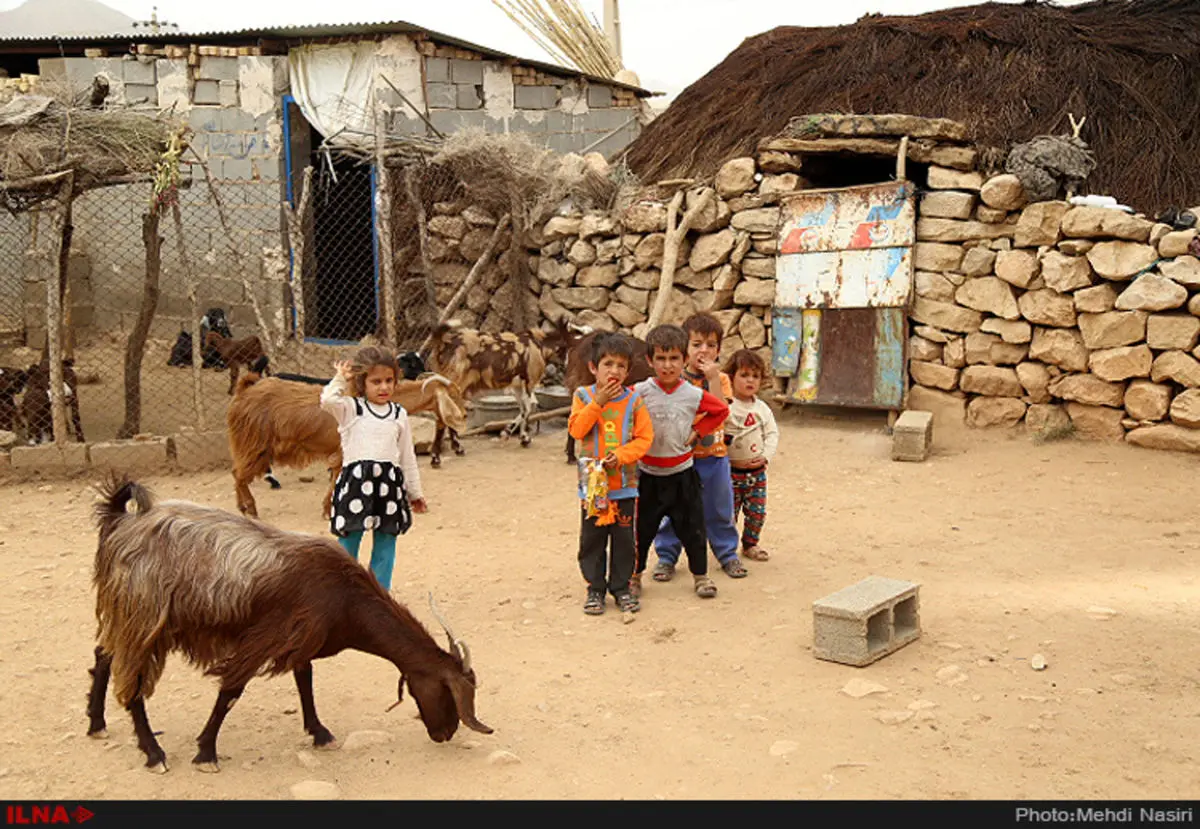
[577,456,617,525]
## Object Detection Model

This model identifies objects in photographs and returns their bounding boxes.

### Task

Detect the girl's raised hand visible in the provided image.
[333,360,354,381]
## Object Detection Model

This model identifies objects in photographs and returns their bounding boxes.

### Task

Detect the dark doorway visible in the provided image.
[799,153,930,191]
[307,129,378,342]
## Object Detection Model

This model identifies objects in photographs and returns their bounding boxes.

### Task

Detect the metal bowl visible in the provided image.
[535,385,571,411]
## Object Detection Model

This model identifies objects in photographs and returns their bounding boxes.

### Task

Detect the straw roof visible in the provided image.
[623,0,1200,213]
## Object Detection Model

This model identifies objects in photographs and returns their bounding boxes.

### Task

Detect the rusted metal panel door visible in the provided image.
[771,181,914,409]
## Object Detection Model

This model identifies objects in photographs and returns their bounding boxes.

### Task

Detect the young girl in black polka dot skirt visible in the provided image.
[320,346,428,590]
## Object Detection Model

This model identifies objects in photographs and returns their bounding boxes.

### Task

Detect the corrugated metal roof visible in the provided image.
[0,17,657,96]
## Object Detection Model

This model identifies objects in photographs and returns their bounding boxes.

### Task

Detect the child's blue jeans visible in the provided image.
[653,454,740,566]
[338,531,397,590]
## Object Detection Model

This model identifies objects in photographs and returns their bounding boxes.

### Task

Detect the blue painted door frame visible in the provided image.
[281,93,381,346]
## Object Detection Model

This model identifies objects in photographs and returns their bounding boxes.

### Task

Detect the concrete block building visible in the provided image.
[0,19,654,347]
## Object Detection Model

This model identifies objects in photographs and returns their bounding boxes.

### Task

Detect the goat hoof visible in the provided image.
[146,760,168,775]
[87,728,108,740]
[454,447,465,456]
[430,457,441,468]
[193,760,220,774]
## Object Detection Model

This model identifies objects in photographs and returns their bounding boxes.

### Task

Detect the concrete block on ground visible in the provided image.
[426,82,456,109]
[172,431,231,471]
[10,442,90,474]
[425,57,449,83]
[89,437,171,473]
[450,58,483,85]
[813,576,921,667]
[411,414,436,455]
[0,451,10,475]
[892,409,934,461]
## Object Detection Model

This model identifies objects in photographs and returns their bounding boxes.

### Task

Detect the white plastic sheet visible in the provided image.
[287,41,379,144]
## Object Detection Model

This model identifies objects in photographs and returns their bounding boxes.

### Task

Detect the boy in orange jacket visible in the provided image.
[568,332,654,617]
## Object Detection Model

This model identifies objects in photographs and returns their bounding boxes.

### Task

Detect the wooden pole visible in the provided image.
[117,204,163,439]
[44,172,74,446]
[375,105,399,347]
[284,166,314,342]
[646,188,713,329]
[896,135,909,181]
[403,165,437,331]
[171,201,206,431]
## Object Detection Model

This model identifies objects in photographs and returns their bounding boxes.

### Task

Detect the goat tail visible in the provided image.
[93,473,152,540]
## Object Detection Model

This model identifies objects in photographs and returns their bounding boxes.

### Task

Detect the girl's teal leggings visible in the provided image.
[337,531,397,590]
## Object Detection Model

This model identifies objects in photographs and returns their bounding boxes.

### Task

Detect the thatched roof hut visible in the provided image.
[623,0,1200,213]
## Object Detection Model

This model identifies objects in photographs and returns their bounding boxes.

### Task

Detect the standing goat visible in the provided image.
[86,475,492,773]
[424,318,581,453]
[204,331,266,394]
[21,358,84,444]
[226,366,467,519]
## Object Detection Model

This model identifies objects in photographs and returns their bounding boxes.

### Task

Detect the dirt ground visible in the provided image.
[0,408,1197,801]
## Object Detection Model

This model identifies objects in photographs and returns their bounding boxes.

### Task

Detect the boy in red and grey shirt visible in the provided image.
[631,324,730,600]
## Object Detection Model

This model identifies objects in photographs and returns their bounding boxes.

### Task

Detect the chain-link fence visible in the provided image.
[0,142,516,472]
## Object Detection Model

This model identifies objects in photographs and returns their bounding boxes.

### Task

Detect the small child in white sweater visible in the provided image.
[722,349,779,562]
[320,346,428,591]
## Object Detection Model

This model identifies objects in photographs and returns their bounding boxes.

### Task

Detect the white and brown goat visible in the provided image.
[86,475,492,773]
[424,318,581,453]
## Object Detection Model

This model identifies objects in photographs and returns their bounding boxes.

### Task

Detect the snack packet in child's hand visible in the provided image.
[578,456,616,525]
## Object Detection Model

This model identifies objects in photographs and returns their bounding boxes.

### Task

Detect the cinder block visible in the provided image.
[812,576,921,667]
[89,437,170,473]
[586,84,613,108]
[122,57,156,85]
[450,58,483,85]
[197,56,239,82]
[425,57,449,83]
[219,80,240,108]
[514,85,548,110]
[455,83,482,109]
[220,157,254,181]
[10,442,90,474]
[171,431,231,471]
[193,79,221,106]
[892,409,934,462]
[123,83,158,106]
[426,82,456,109]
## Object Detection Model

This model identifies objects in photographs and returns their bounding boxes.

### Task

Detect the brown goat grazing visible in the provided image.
[21,359,84,445]
[204,331,265,394]
[562,331,651,464]
[86,475,492,772]
[226,369,467,519]
[424,318,581,452]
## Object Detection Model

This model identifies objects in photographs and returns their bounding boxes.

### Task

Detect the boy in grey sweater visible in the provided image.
[630,324,730,600]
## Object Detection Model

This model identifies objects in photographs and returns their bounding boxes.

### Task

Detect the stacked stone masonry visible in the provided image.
[907,169,1200,452]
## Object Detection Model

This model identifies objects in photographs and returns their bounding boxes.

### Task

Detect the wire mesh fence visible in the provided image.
[0,145,499,473]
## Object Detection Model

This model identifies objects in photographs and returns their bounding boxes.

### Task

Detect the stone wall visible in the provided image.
[906,171,1200,450]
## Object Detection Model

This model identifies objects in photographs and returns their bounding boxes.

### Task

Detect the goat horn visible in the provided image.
[427,592,463,661]
[458,639,473,677]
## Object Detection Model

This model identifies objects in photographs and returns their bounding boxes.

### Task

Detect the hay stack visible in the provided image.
[623,0,1200,214]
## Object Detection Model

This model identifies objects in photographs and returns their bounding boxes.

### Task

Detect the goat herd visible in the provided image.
[81,316,612,774]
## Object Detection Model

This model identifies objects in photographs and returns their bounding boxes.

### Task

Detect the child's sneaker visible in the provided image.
[583,589,605,615]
